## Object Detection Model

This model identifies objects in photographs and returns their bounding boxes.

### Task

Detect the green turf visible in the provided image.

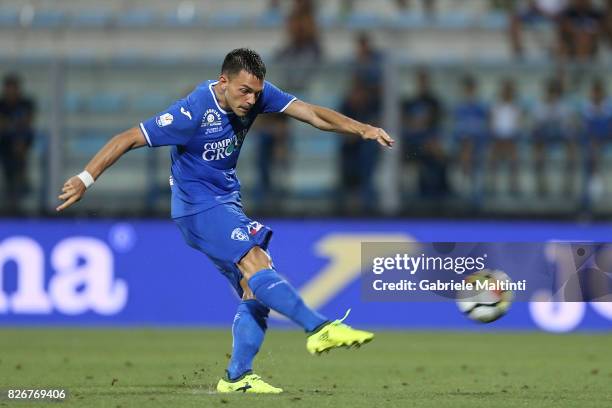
[0,329,610,408]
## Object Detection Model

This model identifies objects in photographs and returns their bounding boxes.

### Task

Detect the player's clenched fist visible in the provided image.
[56,176,87,212]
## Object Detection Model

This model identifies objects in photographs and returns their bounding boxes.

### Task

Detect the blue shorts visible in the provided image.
[174,203,273,298]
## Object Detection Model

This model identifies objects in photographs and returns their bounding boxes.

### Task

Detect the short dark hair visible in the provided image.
[221,48,266,80]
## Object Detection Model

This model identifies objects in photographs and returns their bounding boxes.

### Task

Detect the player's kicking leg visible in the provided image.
[238,246,374,355]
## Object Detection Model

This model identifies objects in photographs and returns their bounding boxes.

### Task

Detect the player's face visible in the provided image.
[221,70,264,117]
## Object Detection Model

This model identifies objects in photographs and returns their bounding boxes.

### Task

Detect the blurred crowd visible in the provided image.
[267,0,612,63]
[249,0,612,215]
[1,0,612,217]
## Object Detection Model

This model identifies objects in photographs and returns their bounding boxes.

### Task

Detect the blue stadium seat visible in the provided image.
[344,12,382,29]
[86,93,127,114]
[116,10,157,28]
[434,12,472,30]
[68,130,115,155]
[205,13,247,28]
[478,11,507,30]
[0,7,19,28]
[391,12,429,29]
[256,10,283,28]
[31,9,67,28]
[70,9,113,28]
[130,93,174,113]
[163,5,203,28]
[64,92,83,113]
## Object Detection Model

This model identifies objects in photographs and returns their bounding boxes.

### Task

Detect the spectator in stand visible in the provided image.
[252,113,290,213]
[337,76,381,214]
[559,0,606,61]
[582,79,612,199]
[353,32,383,107]
[0,73,36,213]
[254,0,323,211]
[532,78,578,196]
[334,34,384,213]
[452,75,490,199]
[508,0,568,59]
[400,68,447,198]
[275,0,322,91]
[488,79,522,196]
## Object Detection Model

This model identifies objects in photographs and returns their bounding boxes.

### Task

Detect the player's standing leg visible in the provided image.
[217,298,284,393]
[226,299,269,379]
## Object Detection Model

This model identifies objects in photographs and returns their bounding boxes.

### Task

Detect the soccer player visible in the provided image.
[56,48,394,393]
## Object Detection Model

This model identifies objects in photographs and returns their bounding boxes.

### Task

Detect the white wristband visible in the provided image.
[77,170,95,189]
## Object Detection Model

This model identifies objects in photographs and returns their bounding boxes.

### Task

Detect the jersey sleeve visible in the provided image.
[259,81,297,114]
[139,94,201,147]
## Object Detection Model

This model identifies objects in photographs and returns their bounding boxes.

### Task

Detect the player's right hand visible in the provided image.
[56,176,86,212]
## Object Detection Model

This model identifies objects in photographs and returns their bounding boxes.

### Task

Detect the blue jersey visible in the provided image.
[582,100,612,139]
[140,80,296,218]
[453,101,489,139]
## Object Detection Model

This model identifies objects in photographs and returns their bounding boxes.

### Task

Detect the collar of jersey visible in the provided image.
[209,81,234,115]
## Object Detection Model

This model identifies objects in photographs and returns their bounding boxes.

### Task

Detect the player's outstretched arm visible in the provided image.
[283,100,394,148]
[56,126,147,212]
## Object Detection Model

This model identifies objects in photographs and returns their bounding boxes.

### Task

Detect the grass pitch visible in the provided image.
[0,329,610,408]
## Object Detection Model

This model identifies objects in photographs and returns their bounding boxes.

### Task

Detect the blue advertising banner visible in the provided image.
[1,219,611,332]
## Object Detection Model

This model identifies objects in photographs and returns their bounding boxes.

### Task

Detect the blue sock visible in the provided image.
[248,268,327,332]
[226,300,269,381]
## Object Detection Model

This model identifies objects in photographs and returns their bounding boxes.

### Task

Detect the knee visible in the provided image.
[237,246,272,280]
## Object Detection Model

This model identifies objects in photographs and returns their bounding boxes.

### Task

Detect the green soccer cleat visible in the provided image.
[216,372,283,394]
[306,309,374,355]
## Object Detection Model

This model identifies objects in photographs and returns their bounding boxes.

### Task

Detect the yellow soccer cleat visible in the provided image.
[306,309,374,355]
[216,372,283,394]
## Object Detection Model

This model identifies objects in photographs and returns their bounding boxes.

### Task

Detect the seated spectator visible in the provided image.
[559,0,606,61]
[488,79,522,195]
[508,0,568,59]
[582,79,612,199]
[0,73,36,214]
[400,68,448,198]
[452,75,490,197]
[532,78,577,196]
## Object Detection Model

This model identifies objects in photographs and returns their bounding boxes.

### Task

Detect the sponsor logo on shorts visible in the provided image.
[231,228,249,242]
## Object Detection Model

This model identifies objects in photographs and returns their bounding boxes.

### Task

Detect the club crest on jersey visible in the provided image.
[201,108,222,128]
[231,228,249,242]
[156,113,174,127]
[248,221,263,236]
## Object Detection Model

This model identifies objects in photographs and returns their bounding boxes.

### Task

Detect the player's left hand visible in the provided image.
[362,125,394,148]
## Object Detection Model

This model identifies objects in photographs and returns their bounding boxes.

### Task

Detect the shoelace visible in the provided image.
[331,308,352,326]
